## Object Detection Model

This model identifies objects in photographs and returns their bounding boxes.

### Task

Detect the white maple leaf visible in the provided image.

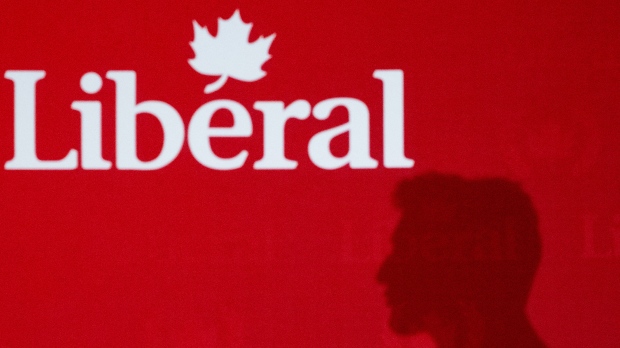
[188,10,276,93]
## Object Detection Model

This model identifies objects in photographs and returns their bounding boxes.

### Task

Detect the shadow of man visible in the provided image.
[377,173,546,348]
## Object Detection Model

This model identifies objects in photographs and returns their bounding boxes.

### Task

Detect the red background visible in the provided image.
[0,0,619,346]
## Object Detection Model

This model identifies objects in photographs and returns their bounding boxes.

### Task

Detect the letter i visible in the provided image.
[71,72,111,169]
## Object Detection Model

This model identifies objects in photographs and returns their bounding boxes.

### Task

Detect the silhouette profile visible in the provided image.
[377,173,546,347]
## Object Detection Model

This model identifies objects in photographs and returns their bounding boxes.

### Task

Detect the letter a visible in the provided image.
[308,98,378,170]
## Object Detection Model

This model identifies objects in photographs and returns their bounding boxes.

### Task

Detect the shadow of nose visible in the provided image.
[376,257,391,284]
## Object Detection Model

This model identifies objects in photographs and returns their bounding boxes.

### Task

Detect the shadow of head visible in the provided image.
[377,173,543,345]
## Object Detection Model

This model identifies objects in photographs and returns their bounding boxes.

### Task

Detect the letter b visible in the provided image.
[106,71,184,170]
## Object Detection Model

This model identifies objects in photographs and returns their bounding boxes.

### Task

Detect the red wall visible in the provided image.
[0,1,618,346]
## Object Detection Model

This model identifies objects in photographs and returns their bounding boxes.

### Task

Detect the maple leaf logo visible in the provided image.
[189,10,276,94]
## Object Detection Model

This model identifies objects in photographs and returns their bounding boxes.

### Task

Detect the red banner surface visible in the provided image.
[0,1,618,346]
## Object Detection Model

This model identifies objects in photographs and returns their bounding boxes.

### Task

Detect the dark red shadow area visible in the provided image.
[378,173,546,347]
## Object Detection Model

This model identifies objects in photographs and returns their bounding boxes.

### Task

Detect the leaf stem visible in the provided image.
[205,75,228,94]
